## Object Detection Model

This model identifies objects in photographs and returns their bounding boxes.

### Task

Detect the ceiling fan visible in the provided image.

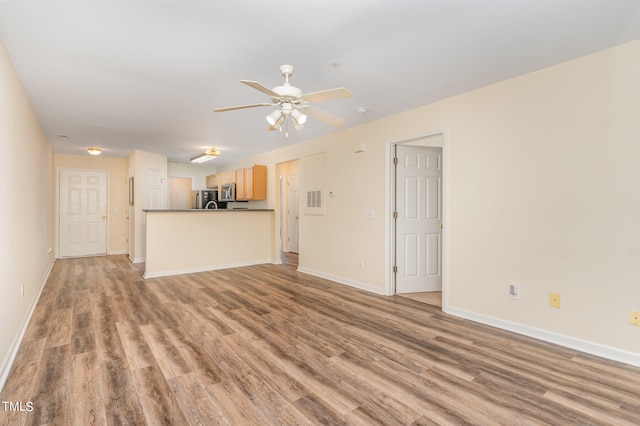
[213,65,352,136]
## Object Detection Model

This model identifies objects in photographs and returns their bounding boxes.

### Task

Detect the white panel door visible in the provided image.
[287,174,300,253]
[395,145,442,293]
[147,169,164,209]
[59,170,107,257]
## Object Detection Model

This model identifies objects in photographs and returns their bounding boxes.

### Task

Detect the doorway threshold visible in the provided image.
[397,291,442,308]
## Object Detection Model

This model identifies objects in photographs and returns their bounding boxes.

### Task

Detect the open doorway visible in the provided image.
[391,133,445,308]
[277,159,300,268]
[169,177,193,209]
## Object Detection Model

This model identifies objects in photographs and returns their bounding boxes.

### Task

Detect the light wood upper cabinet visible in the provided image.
[236,165,266,201]
[235,168,246,200]
[217,170,237,185]
[205,174,218,189]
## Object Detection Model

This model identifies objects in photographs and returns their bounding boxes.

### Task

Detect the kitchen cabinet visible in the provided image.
[221,170,236,185]
[236,165,266,201]
[205,174,218,189]
[236,168,246,200]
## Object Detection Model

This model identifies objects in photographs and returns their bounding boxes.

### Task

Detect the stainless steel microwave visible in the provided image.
[219,183,235,201]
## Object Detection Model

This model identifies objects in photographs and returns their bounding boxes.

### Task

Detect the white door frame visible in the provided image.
[56,167,110,258]
[385,130,449,309]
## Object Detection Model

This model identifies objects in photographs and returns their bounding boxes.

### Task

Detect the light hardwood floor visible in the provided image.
[397,292,442,308]
[2,255,640,425]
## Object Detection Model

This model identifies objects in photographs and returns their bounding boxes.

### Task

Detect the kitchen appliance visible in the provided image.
[219,183,235,202]
[192,190,220,209]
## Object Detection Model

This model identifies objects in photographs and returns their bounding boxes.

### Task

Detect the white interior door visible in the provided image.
[59,169,108,257]
[395,145,442,293]
[147,169,164,209]
[287,174,300,253]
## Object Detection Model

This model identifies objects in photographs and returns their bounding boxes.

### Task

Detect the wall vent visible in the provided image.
[307,190,322,208]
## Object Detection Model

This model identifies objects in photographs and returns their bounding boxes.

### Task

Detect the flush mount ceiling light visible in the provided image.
[87,148,102,155]
[190,147,221,163]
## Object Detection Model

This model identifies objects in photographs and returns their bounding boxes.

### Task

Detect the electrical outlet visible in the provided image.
[630,311,640,326]
[358,259,364,269]
[549,292,561,308]
[21,285,24,298]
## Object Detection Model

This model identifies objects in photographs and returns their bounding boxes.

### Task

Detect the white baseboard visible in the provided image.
[297,267,386,295]
[109,249,127,255]
[444,306,640,368]
[129,255,145,264]
[0,259,55,392]
[143,259,273,279]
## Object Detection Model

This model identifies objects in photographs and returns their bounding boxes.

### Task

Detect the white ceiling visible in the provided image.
[2,0,640,166]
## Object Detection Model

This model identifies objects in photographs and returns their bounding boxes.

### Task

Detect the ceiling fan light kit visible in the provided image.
[290,108,307,125]
[214,64,352,136]
[266,109,283,126]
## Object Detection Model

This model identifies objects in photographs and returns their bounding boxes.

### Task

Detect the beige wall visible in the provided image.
[145,211,274,277]
[53,154,128,255]
[128,149,168,262]
[216,39,640,361]
[0,41,54,387]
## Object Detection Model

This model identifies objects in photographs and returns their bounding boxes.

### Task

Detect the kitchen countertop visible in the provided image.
[144,209,274,212]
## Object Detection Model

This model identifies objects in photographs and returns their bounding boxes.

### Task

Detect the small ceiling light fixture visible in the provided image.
[87,148,102,155]
[356,106,369,115]
[266,110,283,126]
[290,109,307,126]
[266,102,307,137]
[190,147,221,163]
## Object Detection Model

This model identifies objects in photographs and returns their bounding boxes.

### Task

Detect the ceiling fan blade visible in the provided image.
[213,103,272,112]
[301,87,352,103]
[303,106,346,127]
[241,80,281,98]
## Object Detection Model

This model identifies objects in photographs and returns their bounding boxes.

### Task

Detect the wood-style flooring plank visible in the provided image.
[2,255,640,425]
[65,351,107,425]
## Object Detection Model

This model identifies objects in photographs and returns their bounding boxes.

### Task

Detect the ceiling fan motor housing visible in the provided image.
[272,85,302,102]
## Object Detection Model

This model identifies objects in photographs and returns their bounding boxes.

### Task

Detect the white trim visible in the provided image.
[0,259,55,391]
[109,249,127,255]
[297,267,386,295]
[129,255,145,264]
[445,306,640,368]
[143,259,273,279]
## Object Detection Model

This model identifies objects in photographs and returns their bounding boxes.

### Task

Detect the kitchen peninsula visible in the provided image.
[143,209,275,278]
